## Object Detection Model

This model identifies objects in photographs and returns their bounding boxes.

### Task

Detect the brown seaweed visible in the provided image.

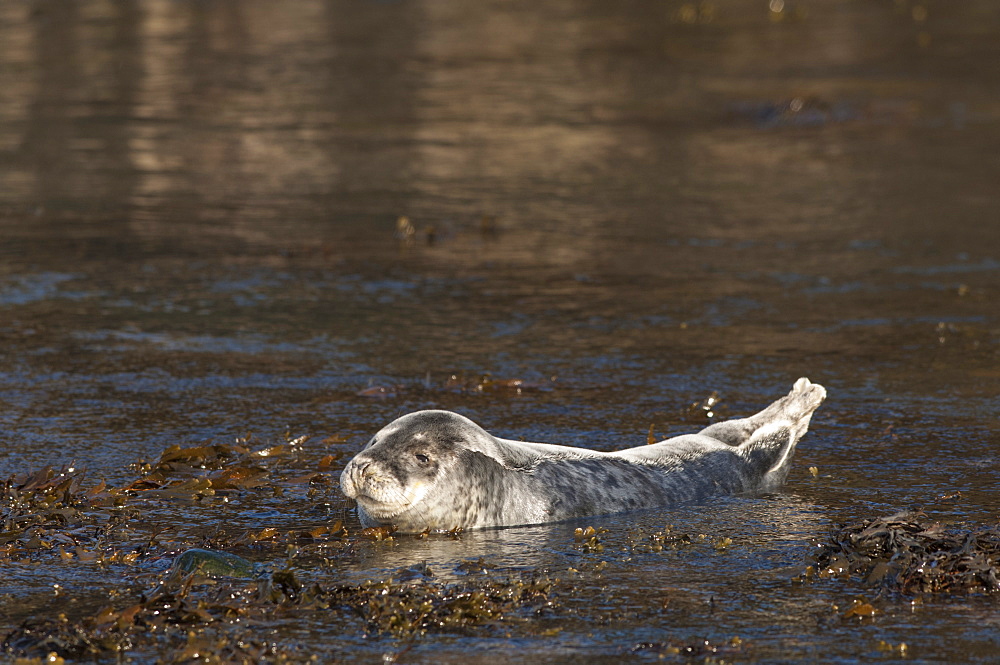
[808,510,1000,595]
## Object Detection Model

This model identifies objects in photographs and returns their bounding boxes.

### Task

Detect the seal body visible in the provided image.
[340,378,826,532]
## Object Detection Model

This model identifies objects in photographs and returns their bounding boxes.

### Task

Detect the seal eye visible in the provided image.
[414,453,430,465]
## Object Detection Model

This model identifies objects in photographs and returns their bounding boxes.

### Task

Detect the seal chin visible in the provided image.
[359,503,444,532]
[358,501,402,526]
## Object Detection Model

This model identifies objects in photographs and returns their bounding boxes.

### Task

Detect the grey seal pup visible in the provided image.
[340,378,826,532]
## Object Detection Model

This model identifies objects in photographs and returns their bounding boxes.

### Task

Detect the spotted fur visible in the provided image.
[340,378,826,532]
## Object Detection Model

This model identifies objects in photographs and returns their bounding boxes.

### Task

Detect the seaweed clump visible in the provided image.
[0,433,350,662]
[328,575,558,637]
[1,465,138,566]
[3,565,560,660]
[809,511,1000,594]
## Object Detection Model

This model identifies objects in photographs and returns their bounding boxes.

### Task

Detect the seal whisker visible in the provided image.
[384,481,431,529]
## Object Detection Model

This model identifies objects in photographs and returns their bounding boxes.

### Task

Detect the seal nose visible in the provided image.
[341,458,368,498]
[341,456,379,499]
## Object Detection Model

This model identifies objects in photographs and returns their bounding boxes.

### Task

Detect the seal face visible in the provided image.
[340,411,475,525]
[340,378,826,533]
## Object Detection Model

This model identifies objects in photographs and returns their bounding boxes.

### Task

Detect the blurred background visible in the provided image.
[0,0,998,660]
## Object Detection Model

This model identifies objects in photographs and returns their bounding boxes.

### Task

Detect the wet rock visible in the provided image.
[172,548,260,579]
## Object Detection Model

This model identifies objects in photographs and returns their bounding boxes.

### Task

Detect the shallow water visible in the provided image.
[1,1,999,662]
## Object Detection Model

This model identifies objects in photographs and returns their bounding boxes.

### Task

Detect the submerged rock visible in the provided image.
[172,548,260,579]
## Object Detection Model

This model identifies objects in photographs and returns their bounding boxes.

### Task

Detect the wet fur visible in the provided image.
[340,378,826,532]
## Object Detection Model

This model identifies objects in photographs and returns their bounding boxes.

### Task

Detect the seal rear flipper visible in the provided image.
[698,378,826,447]
[703,378,826,491]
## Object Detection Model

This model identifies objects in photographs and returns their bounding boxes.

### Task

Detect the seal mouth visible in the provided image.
[356,500,406,521]
[353,491,407,512]
[349,479,415,520]
[353,479,433,525]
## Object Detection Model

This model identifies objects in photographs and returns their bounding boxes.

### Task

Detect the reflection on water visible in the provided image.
[1,0,999,662]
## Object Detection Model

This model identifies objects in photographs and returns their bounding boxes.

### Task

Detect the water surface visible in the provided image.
[1,1,998,662]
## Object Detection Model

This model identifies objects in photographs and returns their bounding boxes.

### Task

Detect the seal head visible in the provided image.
[340,410,512,531]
